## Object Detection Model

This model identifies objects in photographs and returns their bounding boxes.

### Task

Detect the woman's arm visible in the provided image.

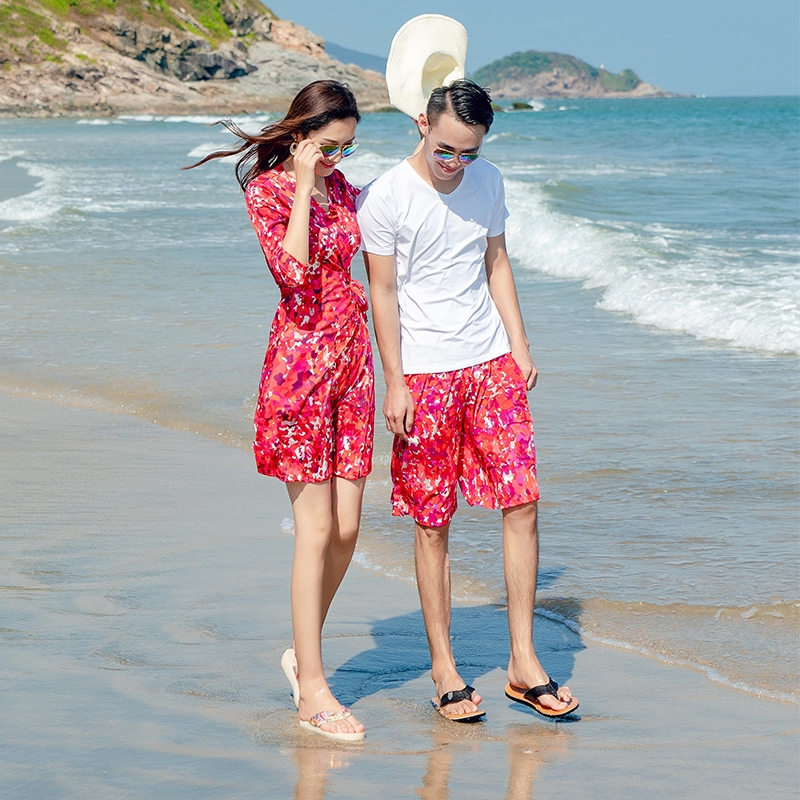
[280,140,323,265]
[245,143,324,289]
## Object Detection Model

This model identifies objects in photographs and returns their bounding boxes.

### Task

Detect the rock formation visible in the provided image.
[0,0,388,116]
[473,50,680,99]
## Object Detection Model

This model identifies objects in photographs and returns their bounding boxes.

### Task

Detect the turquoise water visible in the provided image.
[0,98,797,701]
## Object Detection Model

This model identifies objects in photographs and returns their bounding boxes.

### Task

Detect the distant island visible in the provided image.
[472,50,680,99]
[0,4,678,117]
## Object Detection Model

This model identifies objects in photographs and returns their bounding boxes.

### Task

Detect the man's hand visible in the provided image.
[383,382,415,439]
[512,346,538,390]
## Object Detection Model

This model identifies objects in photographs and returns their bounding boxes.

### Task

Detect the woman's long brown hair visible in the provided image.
[185,80,360,190]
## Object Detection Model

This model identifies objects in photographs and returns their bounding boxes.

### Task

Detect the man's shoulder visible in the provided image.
[470,157,504,183]
[374,158,412,184]
[358,159,412,210]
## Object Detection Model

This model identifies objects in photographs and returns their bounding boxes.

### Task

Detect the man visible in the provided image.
[357,80,579,721]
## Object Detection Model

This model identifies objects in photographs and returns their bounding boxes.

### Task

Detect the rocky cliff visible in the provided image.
[0,0,389,116]
[473,50,678,99]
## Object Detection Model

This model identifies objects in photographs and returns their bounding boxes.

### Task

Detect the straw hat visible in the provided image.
[385,14,468,119]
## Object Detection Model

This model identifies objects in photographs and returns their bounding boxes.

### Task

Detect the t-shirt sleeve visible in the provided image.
[487,170,510,238]
[245,175,308,289]
[356,180,397,256]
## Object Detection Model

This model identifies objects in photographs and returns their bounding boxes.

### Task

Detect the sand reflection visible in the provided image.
[415,722,567,800]
[287,721,567,800]
[291,746,354,800]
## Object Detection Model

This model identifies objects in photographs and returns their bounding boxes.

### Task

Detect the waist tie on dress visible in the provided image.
[348,279,369,314]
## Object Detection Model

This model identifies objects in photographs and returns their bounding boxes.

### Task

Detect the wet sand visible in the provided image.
[1,393,797,799]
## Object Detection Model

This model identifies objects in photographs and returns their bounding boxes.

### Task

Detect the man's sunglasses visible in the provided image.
[432,147,480,165]
[318,142,359,159]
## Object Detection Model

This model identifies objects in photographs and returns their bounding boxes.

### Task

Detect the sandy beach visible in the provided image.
[1,392,797,799]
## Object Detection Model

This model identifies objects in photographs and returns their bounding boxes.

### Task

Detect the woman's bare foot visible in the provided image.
[297,679,365,737]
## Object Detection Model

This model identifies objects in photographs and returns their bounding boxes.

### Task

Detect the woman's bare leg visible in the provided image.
[287,480,365,735]
[320,476,365,623]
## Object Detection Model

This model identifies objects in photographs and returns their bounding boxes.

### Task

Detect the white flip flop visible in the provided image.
[298,707,365,742]
[280,648,299,709]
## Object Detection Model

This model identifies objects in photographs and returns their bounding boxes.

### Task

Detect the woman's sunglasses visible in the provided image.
[432,147,480,165]
[318,142,359,159]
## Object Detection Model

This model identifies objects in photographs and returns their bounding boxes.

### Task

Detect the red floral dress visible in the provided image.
[245,165,374,483]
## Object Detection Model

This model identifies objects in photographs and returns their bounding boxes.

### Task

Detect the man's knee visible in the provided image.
[415,522,450,548]
[503,500,538,531]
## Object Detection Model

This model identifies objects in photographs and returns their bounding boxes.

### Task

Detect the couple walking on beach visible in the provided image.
[193,14,578,742]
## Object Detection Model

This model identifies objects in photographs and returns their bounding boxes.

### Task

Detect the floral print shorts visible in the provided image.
[391,352,539,527]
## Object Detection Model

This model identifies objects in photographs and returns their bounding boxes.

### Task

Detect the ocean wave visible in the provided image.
[117,114,275,127]
[505,179,800,355]
[0,162,62,224]
[186,142,241,162]
[485,131,539,144]
[338,150,403,188]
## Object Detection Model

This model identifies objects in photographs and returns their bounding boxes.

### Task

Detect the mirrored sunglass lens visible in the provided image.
[433,149,456,161]
[341,142,358,157]
[318,145,340,157]
[460,153,479,163]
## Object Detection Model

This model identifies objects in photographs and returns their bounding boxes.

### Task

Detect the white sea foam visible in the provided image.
[337,150,402,188]
[187,142,241,161]
[0,162,62,224]
[505,179,800,355]
[118,114,275,127]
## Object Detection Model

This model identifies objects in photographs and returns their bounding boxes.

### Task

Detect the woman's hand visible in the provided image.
[291,139,323,197]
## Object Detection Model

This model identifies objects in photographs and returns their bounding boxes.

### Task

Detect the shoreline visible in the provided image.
[2,391,797,797]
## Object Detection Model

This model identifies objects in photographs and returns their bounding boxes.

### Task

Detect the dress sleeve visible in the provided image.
[245,173,308,289]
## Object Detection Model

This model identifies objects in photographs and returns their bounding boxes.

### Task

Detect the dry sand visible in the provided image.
[1,393,797,799]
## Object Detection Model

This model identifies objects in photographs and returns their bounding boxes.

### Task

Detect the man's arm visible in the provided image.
[363,252,415,438]
[484,233,538,390]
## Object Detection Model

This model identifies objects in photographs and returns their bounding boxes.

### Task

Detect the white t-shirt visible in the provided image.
[357,157,511,374]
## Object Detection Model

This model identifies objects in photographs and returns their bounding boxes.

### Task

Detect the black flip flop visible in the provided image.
[432,684,486,723]
[505,679,579,718]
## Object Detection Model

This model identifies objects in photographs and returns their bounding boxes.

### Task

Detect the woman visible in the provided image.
[190,81,373,741]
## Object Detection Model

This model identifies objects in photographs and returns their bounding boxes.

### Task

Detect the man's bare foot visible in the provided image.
[507,656,575,712]
[431,669,484,719]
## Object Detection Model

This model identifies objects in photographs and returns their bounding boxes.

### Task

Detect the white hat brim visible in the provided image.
[386,14,468,119]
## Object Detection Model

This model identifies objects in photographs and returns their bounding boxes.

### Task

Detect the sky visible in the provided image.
[264,0,800,96]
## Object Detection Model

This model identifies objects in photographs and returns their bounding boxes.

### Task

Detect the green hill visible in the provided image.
[0,0,275,49]
[471,50,664,99]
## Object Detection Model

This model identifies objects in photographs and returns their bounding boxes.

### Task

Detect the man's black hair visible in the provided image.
[426,80,494,131]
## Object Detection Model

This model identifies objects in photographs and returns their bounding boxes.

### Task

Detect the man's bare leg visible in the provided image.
[503,501,575,711]
[415,521,482,716]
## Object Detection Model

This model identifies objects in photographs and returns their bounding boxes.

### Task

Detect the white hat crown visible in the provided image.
[386,14,468,119]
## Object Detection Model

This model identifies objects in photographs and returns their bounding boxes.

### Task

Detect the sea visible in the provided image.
[1,96,798,705]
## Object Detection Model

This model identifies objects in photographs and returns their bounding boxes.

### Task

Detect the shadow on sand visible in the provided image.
[329,601,585,711]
